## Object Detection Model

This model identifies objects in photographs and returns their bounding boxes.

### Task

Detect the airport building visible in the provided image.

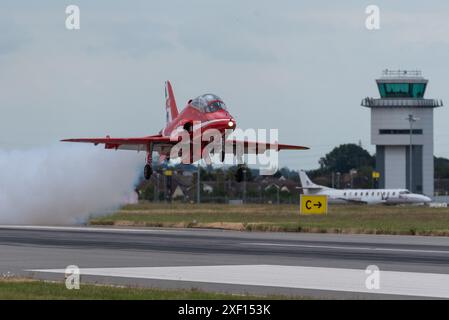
[362,70,443,196]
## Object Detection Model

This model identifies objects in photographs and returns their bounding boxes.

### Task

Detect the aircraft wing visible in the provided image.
[61,135,175,152]
[296,186,323,189]
[337,197,388,205]
[336,198,368,204]
[225,139,309,153]
[61,136,309,155]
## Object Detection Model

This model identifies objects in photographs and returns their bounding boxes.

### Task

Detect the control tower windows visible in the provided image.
[377,82,427,98]
[379,129,423,135]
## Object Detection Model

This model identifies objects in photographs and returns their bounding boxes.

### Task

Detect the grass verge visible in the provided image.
[89,202,449,236]
[0,278,298,300]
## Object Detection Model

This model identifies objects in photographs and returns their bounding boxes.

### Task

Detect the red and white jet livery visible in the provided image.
[62,81,308,179]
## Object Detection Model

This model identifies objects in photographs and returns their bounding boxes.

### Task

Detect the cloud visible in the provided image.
[1,0,449,172]
[0,19,30,56]
[82,18,176,58]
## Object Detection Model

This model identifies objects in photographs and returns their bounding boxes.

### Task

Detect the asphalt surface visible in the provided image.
[1,225,449,299]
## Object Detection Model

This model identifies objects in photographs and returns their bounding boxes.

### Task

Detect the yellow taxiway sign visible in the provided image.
[300,195,328,215]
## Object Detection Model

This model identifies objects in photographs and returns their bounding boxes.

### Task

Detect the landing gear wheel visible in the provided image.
[221,150,226,163]
[144,164,153,180]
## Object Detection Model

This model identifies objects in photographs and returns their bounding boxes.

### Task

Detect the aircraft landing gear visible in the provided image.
[144,143,153,180]
[221,150,225,163]
[144,164,153,180]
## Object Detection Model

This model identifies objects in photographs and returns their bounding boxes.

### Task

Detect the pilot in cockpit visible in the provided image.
[190,94,227,113]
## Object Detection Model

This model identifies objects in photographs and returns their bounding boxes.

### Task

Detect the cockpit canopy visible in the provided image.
[190,94,227,113]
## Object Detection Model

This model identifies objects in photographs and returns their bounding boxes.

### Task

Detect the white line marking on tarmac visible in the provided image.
[28,264,449,298]
[242,242,449,254]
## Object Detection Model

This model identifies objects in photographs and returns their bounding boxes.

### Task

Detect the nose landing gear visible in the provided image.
[144,164,153,180]
[144,143,153,180]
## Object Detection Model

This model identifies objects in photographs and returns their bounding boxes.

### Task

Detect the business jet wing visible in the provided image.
[297,186,323,190]
[336,198,369,204]
[337,197,387,205]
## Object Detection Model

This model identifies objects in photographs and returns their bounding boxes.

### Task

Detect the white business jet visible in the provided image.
[299,170,431,205]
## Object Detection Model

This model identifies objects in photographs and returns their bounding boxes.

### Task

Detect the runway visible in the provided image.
[1,225,449,299]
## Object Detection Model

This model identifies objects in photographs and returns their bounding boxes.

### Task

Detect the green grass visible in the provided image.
[0,279,293,300]
[89,202,449,236]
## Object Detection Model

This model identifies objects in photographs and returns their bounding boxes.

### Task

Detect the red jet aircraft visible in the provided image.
[62,81,308,179]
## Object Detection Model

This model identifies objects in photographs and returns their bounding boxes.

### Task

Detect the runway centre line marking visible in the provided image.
[241,242,449,254]
[28,264,449,298]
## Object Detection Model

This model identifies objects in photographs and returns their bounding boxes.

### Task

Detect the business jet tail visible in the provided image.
[298,170,327,195]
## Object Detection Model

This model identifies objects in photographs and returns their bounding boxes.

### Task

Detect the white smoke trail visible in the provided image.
[0,144,144,225]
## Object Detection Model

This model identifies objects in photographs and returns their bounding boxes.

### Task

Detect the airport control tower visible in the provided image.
[362,70,443,196]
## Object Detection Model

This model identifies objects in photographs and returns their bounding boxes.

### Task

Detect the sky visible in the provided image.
[1,1,449,170]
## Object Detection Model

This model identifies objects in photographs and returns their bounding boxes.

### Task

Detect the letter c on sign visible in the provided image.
[305,200,312,210]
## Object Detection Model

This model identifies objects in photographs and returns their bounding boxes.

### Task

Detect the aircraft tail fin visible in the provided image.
[299,170,325,194]
[165,80,179,123]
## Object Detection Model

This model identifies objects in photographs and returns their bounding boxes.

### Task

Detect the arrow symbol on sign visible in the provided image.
[313,202,322,208]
